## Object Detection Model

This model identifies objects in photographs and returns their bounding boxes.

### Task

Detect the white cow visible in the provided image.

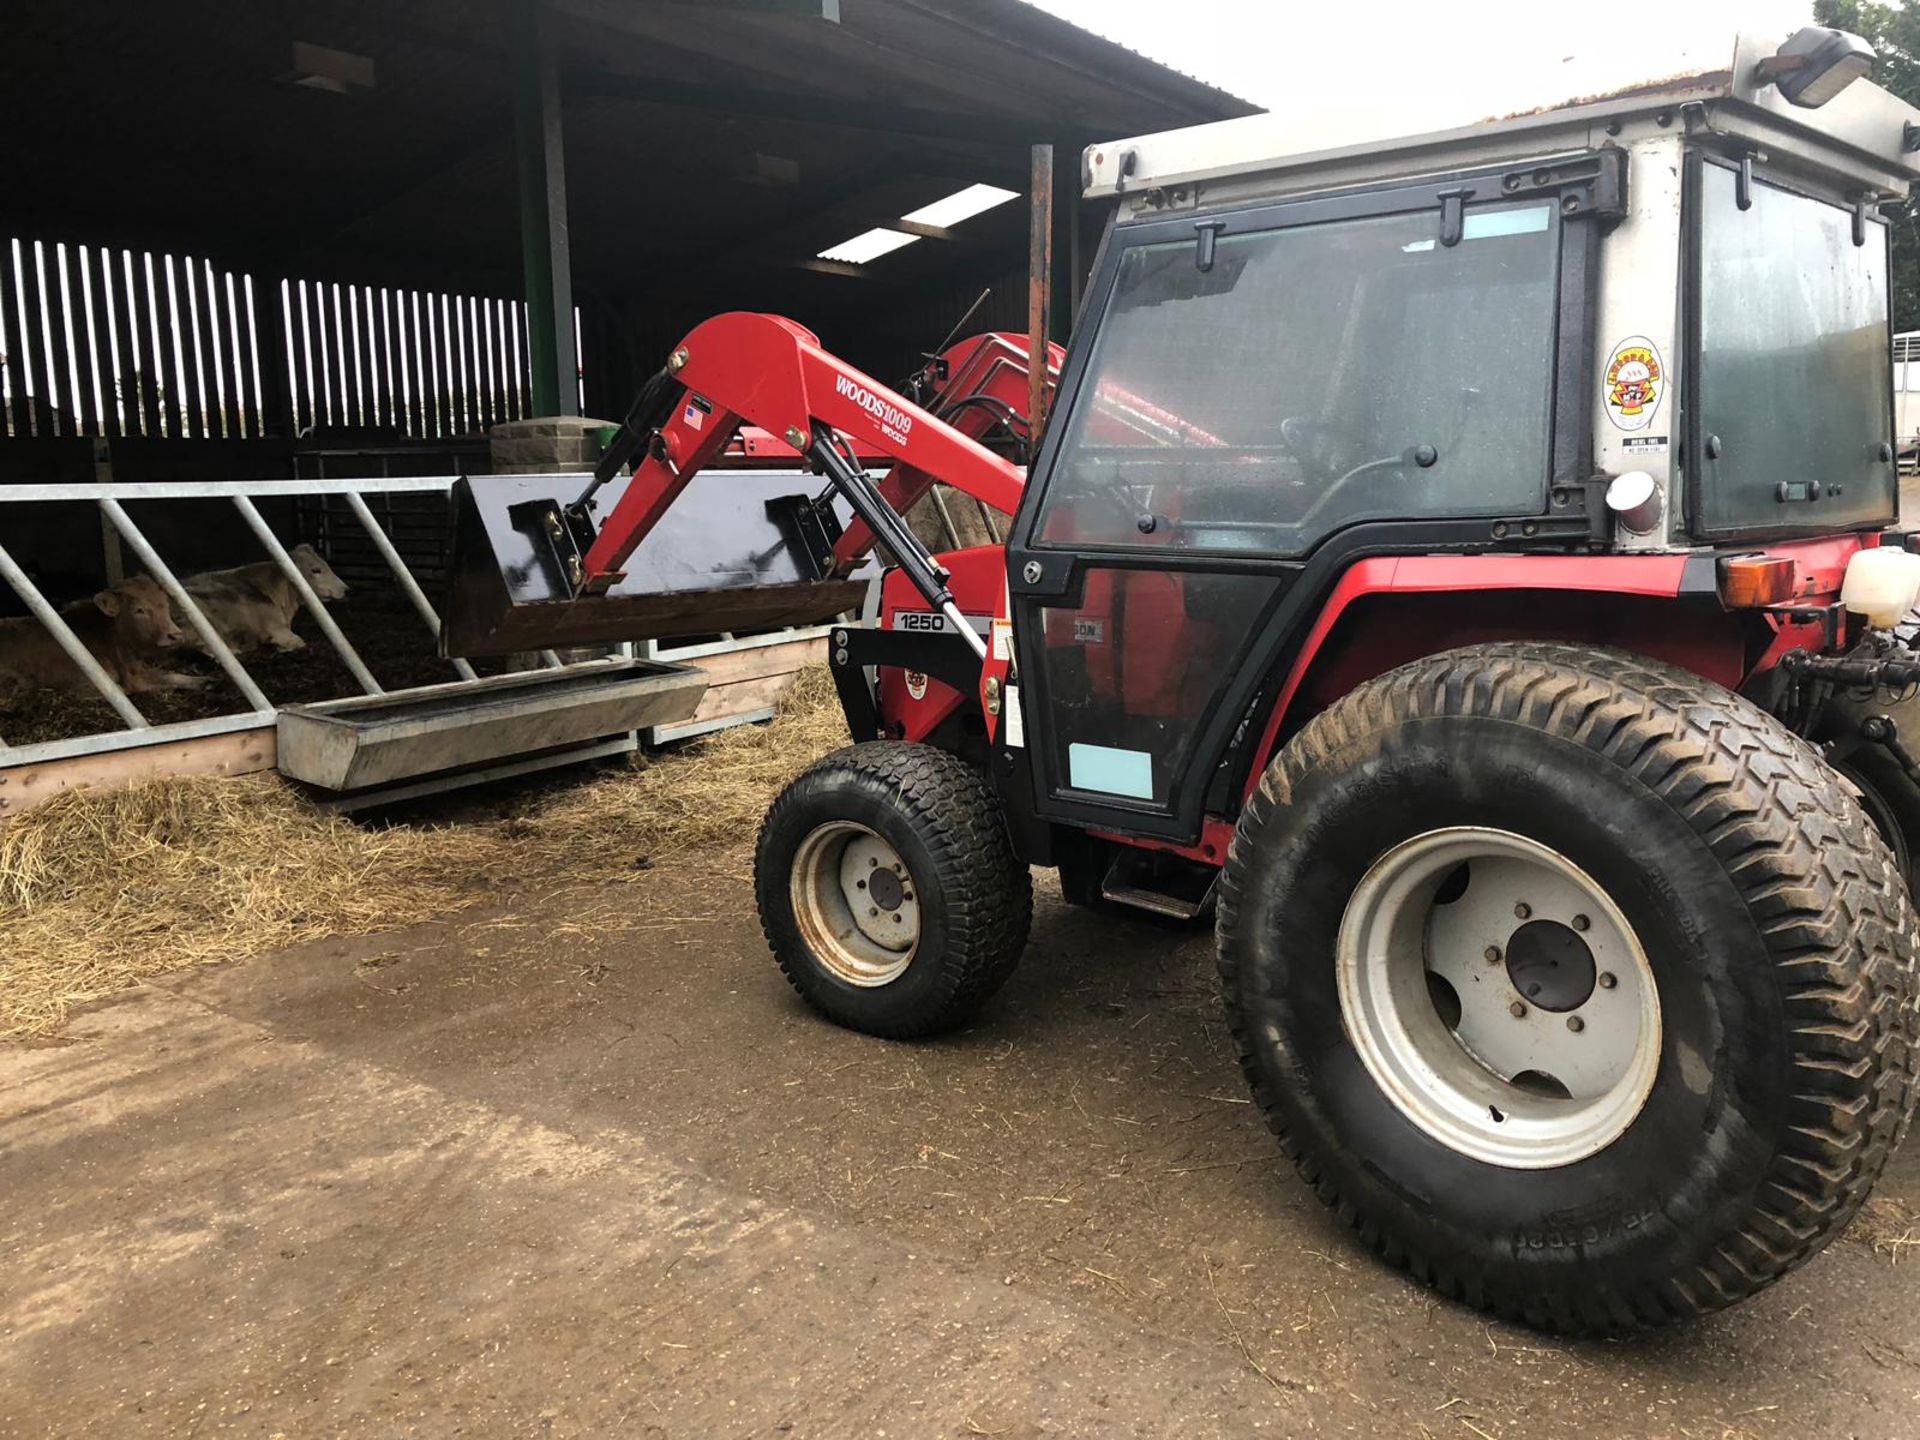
[182,544,349,656]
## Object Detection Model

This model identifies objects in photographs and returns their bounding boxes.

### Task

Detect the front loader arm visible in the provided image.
[575,314,1032,643]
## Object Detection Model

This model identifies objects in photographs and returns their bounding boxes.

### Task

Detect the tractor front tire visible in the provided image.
[755,741,1031,1039]
[1217,642,1919,1333]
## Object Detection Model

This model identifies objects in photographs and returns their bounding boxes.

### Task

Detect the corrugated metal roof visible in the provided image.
[0,0,1254,288]
[0,0,1254,393]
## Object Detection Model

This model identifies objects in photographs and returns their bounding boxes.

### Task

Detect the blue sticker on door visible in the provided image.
[1068,743,1154,800]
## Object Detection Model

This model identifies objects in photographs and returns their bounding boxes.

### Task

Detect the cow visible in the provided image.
[181,543,349,656]
[0,574,199,697]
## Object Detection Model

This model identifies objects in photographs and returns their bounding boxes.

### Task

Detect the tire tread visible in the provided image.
[756,741,1032,1038]
[1216,641,1920,1333]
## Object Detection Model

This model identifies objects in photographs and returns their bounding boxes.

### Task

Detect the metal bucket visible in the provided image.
[441,470,873,656]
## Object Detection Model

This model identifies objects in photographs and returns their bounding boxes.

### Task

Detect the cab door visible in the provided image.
[1005,175,1574,841]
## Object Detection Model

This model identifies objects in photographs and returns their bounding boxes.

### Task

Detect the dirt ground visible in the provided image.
[4,854,1919,1439]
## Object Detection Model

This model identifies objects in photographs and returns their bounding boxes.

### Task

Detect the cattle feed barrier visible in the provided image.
[0,476,839,811]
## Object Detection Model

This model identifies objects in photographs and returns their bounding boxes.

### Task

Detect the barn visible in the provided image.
[0,0,1251,808]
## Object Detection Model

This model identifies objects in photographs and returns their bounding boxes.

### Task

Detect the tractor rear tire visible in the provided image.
[1217,642,1919,1333]
[755,741,1031,1039]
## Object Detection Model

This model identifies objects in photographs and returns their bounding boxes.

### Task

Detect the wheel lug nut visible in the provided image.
[1598,971,1617,989]
[868,907,878,917]
[1567,1016,1585,1033]
[857,879,866,889]
[1484,946,1502,963]
[1571,914,1590,932]
[1510,1001,1528,1018]
[1514,903,1532,920]
[869,857,878,868]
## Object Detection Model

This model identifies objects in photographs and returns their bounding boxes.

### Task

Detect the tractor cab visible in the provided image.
[998,28,1918,846]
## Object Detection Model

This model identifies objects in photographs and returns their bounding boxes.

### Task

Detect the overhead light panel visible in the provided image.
[1758,26,1874,109]
[289,41,376,94]
[901,183,1020,229]
[818,228,919,265]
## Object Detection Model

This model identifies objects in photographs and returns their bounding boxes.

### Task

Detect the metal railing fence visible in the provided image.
[0,476,835,780]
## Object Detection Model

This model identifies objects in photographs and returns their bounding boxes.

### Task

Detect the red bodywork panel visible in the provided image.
[1238,541,1863,804]
[877,546,1008,743]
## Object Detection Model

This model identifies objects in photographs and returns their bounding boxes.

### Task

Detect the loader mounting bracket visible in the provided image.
[765,492,845,582]
[506,497,616,597]
[829,626,983,741]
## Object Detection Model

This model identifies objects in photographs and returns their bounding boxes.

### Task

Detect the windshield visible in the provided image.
[1035,202,1561,556]
[1693,162,1894,537]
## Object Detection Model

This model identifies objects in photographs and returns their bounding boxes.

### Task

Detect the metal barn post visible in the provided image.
[513,0,579,418]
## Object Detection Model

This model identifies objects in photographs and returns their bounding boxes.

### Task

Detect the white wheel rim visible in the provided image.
[790,822,921,987]
[1336,827,1661,1169]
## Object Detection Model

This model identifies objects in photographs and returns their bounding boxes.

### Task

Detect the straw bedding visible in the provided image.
[0,666,847,1038]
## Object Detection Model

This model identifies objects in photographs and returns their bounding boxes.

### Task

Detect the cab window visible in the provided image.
[1036,203,1562,556]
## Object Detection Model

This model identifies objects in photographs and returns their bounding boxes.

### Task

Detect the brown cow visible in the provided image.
[0,574,199,697]
[182,544,349,656]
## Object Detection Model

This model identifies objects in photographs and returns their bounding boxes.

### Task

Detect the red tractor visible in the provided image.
[449,28,1920,1333]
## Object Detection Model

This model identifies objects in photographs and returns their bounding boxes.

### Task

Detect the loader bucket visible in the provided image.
[441,471,873,657]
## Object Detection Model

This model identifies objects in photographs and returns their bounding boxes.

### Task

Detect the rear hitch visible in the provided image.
[1778,646,1920,691]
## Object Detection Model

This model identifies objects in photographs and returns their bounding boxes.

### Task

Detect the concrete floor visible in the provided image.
[4,860,1918,1438]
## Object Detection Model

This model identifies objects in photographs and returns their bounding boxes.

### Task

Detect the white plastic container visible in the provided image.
[1839,547,1920,628]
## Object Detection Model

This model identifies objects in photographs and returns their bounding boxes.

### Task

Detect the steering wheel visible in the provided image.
[1278,416,1353,484]
[1047,472,1168,541]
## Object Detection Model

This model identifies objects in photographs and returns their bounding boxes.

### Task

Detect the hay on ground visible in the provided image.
[0,666,847,1039]
[1849,1194,1920,1263]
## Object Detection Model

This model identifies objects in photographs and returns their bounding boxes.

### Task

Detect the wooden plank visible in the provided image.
[70,244,105,437]
[676,636,826,687]
[200,260,231,439]
[362,285,385,431]
[410,289,431,437]
[0,727,277,818]
[678,670,800,728]
[99,247,134,437]
[0,236,19,436]
[227,268,250,437]
[21,240,58,436]
[131,251,166,439]
[480,297,498,430]
[48,243,84,436]
[422,290,441,437]
[162,252,196,439]
[508,300,525,420]
[183,252,214,439]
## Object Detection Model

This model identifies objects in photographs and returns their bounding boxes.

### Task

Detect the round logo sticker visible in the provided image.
[1603,336,1664,432]
[904,670,929,701]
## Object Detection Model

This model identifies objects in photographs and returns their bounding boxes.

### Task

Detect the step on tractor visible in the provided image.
[447,28,1920,1333]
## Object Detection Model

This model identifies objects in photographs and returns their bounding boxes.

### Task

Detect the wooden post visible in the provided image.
[252,271,296,441]
[94,438,123,583]
[1027,143,1054,446]
[1051,140,1077,343]
[513,0,579,418]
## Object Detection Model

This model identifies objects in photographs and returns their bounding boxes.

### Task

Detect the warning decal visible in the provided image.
[1603,336,1664,432]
